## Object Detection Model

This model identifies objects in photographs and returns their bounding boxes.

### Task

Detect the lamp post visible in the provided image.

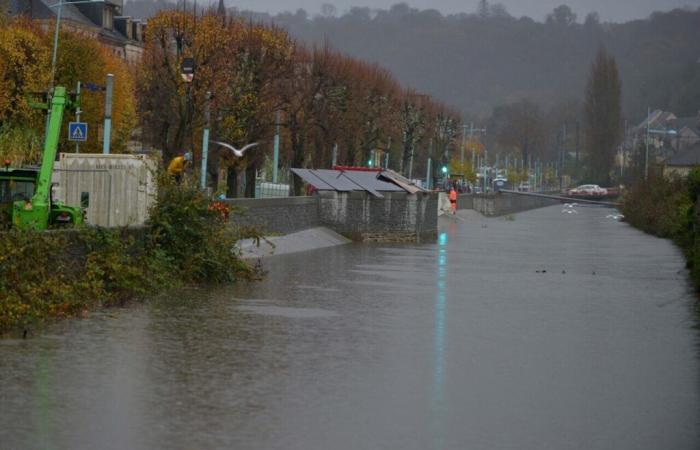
[49,0,106,88]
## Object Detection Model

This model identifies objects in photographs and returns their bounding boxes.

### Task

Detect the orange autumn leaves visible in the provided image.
[0,19,137,161]
[140,10,460,185]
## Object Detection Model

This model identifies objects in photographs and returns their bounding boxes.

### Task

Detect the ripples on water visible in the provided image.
[0,206,699,450]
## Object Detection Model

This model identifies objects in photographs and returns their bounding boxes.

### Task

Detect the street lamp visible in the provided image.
[48,0,106,88]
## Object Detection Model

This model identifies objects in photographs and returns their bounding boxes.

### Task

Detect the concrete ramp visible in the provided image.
[237,227,351,259]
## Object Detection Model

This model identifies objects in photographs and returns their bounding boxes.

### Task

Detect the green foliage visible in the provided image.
[0,178,258,334]
[622,169,700,288]
[0,123,42,165]
[147,178,255,283]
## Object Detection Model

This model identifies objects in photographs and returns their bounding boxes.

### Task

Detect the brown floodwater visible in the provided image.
[1,205,699,449]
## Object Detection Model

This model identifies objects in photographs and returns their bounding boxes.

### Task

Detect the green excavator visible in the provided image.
[0,86,84,230]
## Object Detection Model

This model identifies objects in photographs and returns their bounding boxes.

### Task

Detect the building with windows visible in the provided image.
[7,0,145,63]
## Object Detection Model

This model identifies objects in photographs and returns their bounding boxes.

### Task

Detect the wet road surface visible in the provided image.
[1,205,699,449]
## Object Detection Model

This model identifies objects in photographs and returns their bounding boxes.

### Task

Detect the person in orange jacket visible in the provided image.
[449,187,458,215]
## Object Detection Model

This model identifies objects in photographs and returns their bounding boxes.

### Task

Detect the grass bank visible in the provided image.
[621,168,700,291]
[0,182,260,335]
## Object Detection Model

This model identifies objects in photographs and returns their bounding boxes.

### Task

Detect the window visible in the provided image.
[103,6,113,30]
[0,179,36,203]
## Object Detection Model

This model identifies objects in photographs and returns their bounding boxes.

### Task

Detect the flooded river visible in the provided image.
[1,205,699,449]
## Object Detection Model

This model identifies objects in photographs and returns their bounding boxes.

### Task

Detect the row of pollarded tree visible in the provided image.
[139,11,461,196]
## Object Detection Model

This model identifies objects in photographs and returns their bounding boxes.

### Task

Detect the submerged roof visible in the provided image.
[291,168,426,197]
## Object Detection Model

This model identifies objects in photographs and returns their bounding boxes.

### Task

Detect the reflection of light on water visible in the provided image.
[432,231,448,449]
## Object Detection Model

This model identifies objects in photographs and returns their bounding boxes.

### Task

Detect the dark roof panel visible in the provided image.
[291,168,426,196]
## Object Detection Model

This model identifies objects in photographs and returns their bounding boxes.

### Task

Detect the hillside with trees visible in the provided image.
[125,1,700,123]
[272,3,700,122]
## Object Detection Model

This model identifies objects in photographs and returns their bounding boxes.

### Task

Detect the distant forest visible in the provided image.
[125,1,700,122]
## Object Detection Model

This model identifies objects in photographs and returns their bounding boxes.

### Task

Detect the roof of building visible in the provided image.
[30,0,94,26]
[16,0,139,45]
[666,144,700,167]
[637,110,677,132]
[673,117,700,135]
[291,168,426,197]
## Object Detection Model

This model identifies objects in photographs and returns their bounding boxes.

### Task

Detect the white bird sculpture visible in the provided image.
[211,141,259,158]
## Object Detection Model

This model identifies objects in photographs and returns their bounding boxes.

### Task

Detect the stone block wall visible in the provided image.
[458,193,558,216]
[225,196,319,235]
[317,191,438,242]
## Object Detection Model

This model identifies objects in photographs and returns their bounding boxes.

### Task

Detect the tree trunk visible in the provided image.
[226,167,238,198]
[244,163,257,198]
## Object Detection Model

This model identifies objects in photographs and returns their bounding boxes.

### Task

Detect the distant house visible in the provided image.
[7,0,145,63]
[664,143,700,177]
[636,110,678,133]
[670,112,700,152]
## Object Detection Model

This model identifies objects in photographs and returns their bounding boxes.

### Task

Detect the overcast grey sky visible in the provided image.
[224,0,700,22]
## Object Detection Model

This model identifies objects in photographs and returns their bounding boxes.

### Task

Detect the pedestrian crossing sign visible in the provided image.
[68,122,88,142]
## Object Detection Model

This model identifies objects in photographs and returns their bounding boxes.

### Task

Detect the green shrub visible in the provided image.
[146,179,255,283]
[0,177,260,334]
[622,168,700,290]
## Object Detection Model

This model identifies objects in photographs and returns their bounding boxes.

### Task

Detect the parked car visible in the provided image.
[517,183,530,192]
[567,184,608,197]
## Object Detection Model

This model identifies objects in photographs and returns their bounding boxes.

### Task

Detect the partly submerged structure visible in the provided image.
[289,167,436,242]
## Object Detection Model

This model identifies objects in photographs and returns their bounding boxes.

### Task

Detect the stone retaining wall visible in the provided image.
[226,192,438,242]
[225,196,319,235]
[458,192,558,216]
[317,191,438,243]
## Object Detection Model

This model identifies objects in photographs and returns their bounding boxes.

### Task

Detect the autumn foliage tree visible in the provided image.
[0,19,137,163]
[139,10,458,197]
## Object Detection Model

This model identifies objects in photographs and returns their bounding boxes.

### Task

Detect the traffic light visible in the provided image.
[441,165,448,174]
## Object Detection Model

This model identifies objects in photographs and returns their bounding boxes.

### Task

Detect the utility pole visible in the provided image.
[575,120,580,172]
[102,73,113,154]
[562,123,567,187]
[331,143,338,168]
[385,137,391,169]
[426,157,432,190]
[428,137,433,182]
[460,124,468,165]
[75,81,81,154]
[200,91,211,190]
[645,106,650,180]
[408,141,415,180]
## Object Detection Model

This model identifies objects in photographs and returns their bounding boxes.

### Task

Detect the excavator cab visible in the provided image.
[0,167,37,230]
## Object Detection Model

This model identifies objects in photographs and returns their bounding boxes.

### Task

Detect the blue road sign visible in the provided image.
[68,122,88,142]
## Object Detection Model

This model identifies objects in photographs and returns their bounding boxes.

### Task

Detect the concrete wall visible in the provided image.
[225,197,319,235]
[458,193,558,216]
[317,191,438,243]
[226,192,438,242]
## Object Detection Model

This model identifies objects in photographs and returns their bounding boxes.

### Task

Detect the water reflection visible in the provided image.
[432,231,449,449]
[1,206,699,450]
